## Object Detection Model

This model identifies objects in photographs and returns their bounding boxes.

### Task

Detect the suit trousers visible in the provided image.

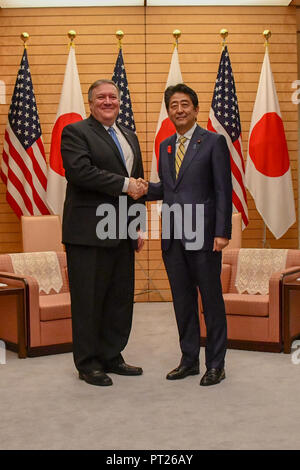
[162,239,227,369]
[65,240,135,373]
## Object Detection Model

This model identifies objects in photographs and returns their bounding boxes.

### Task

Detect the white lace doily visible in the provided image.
[9,252,63,294]
[235,248,288,295]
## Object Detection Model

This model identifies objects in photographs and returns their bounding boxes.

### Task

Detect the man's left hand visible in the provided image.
[135,231,145,253]
[213,237,229,252]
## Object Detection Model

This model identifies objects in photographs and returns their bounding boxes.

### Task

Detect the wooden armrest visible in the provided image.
[0,271,41,347]
[270,266,300,295]
[270,266,300,282]
[0,271,39,290]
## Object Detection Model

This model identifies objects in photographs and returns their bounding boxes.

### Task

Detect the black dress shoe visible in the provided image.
[79,370,113,386]
[166,364,199,380]
[200,368,225,386]
[105,362,143,376]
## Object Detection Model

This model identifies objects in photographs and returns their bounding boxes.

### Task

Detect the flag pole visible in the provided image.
[173,29,181,49]
[220,28,228,50]
[262,29,271,248]
[263,29,271,48]
[20,31,29,49]
[68,29,76,48]
[116,30,124,49]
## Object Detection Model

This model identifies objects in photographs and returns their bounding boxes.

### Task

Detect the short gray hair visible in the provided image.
[88,79,120,102]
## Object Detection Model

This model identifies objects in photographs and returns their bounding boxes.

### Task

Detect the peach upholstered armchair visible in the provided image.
[21,215,64,252]
[0,251,72,357]
[0,216,71,357]
[224,212,242,251]
[199,248,300,353]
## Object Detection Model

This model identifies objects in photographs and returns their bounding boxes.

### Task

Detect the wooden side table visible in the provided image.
[282,277,300,353]
[0,284,27,358]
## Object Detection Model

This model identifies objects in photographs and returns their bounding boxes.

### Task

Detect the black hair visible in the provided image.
[164,83,198,110]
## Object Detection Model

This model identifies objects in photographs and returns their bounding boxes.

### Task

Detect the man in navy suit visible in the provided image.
[141,83,232,386]
[61,79,145,386]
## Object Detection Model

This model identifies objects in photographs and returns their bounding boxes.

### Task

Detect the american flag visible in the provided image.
[208,45,248,229]
[0,49,49,218]
[112,48,136,132]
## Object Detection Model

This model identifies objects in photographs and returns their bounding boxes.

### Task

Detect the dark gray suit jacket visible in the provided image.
[61,114,144,247]
[147,125,232,251]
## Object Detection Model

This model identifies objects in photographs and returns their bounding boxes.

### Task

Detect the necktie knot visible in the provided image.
[108,127,117,139]
[179,136,187,145]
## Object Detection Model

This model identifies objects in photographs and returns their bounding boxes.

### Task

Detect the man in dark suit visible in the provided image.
[141,83,232,386]
[61,79,145,386]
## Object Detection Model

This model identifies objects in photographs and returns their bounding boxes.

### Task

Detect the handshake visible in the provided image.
[127,177,149,200]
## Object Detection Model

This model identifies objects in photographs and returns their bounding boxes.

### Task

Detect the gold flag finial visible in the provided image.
[173,29,181,48]
[220,29,228,49]
[68,30,76,48]
[116,30,124,49]
[21,32,29,49]
[263,29,271,47]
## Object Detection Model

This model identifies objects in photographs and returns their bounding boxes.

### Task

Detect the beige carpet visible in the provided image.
[0,302,300,450]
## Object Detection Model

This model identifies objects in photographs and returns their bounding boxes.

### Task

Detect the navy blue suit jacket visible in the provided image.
[147,125,232,251]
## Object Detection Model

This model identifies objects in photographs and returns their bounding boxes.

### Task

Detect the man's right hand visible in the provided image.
[128,178,148,200]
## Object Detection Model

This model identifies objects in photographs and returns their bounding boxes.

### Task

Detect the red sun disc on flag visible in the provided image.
[50,112,83,177]
[154,117,176,169]
[249,112,290,177]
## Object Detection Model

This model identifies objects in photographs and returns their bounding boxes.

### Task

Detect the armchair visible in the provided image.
[199,248,300,352]
[21,215,64,252]
[224,212,242,251]
[0,251,72,357]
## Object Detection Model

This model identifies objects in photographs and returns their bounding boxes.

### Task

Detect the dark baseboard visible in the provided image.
[4,340,18,354]
[200,337,282,353]
[3,340,73,358]
[27,343,73,357]
[5,337,282,358]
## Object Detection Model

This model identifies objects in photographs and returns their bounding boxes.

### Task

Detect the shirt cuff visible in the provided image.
[122,177,129,193]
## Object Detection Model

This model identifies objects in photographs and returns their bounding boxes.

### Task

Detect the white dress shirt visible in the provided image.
[175,122,197,155]
[104,123,134,193]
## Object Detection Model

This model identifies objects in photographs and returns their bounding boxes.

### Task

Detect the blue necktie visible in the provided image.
[108,127,127,168]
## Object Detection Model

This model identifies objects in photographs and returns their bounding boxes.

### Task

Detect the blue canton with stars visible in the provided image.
[8,49,42,150]
[211,45,241,143]
[112,49,136,132]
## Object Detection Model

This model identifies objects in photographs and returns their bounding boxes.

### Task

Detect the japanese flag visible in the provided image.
[150,47,183,182]
[46,46,86,216]
[245,49,296,239]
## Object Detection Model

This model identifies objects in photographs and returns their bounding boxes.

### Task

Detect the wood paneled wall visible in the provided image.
[0,5,298,301]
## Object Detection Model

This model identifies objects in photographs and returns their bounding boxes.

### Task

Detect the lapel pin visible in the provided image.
[167,145,172,154]
[193,139,201,150]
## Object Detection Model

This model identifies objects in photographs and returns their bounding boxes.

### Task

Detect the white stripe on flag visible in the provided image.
[6,124,48,201]
[1,157,8,179]
[6,180,32,216]
[209,110,248,220]
[4,130,45,214]
[209,110,245,182]
[31,140,48,176]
